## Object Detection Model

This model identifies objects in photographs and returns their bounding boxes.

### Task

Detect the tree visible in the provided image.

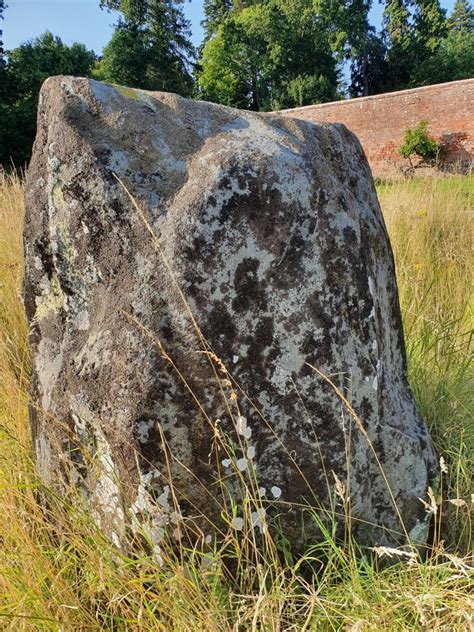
[381,0,450,90]
[202,0,233,42]
[412,0,447,55]
[413,29,474,84]
[344,1,377,96]
[0,1,6,83]
[197,0,339,111]
[383,0,412,45]
[99,0,195,95]
[0,0,6,98]
[100,0,148,22]
[448,0,474,32]
[399,120,442,174]
[412,0,474,84]
[382,0,414,89]
[2,32,95,168]
[350,31,388,97]
[197,26,252,108]
[100,21,152,88]
[315,0,391,97]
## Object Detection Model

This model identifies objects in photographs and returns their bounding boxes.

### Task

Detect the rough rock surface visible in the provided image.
[24,76,438,556]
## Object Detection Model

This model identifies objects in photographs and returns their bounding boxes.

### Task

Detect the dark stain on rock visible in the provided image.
[35,235,55,280]
[204,302,237,356]
[232,258,267,313]
[358,396,374,423]
[304,292,334,364]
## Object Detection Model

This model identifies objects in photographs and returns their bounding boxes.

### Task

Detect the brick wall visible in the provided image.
[279,79,474,179]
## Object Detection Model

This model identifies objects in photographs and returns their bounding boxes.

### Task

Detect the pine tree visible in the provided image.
[412,0,474,84]
[382,0,450,89]
[350,32,388,97]
[412,0,447,54]
[448,0,474,32]
[100,22,150,88]
[382,0,414,89]
[202,0,233,42]
[99,0,195,95]
[100,0,147,22]
[383,0,413,44]
[320,0,390,97]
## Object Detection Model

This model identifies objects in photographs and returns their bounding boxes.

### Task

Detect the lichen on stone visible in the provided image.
[34,273,65,321]
[24,76,439,557]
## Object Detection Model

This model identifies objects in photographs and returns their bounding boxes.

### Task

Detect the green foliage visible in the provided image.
[381,0,455,91]
[0,32,95,169]
[202,0,233,42]
[321,0,372,61]
[316,0,387,97]
[197,0,467,104]
[100,0,148,22]
[0,1,7,155]
[411,27,474,85]
[99,22,150,88]
[412,0,447,54]
[448,0,474,32]
[197,28,250,107]
[382,0,417,89]
[399,120,441,163]
[349,31,388,97]
[383,0,412,49]
[99,0,195,96]
[7,31,95,94]
[197,0,339,111]
[409,0,474,83]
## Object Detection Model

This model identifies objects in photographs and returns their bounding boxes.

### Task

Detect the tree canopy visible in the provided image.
[413,0,474,85]
[1,32,95,167]
[98,0,195,95]
[202,0,233,42]
[448,0,474,31]
[197,0,340,111]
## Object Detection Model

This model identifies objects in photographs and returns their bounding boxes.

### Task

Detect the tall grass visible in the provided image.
[0,170,472,630]
[380,176,473,553]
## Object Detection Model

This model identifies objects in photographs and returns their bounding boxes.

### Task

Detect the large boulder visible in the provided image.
[24,76,438,556]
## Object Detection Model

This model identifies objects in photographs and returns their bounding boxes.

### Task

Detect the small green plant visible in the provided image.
[400,121,444,173]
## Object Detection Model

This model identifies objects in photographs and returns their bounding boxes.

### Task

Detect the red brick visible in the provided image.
[279,79,474,179]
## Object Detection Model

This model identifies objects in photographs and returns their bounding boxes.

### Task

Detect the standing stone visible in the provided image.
[24,76,438,556]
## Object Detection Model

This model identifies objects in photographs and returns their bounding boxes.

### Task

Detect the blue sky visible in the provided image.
[3,0,457,55]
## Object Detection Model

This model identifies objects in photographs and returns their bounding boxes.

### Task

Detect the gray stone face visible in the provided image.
[24,76,438,556]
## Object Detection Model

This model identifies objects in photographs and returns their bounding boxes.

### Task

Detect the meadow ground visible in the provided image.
[0,172,472,630]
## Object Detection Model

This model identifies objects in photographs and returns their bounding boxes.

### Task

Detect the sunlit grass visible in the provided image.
[0,171,472,630]
[380,175,473,552]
